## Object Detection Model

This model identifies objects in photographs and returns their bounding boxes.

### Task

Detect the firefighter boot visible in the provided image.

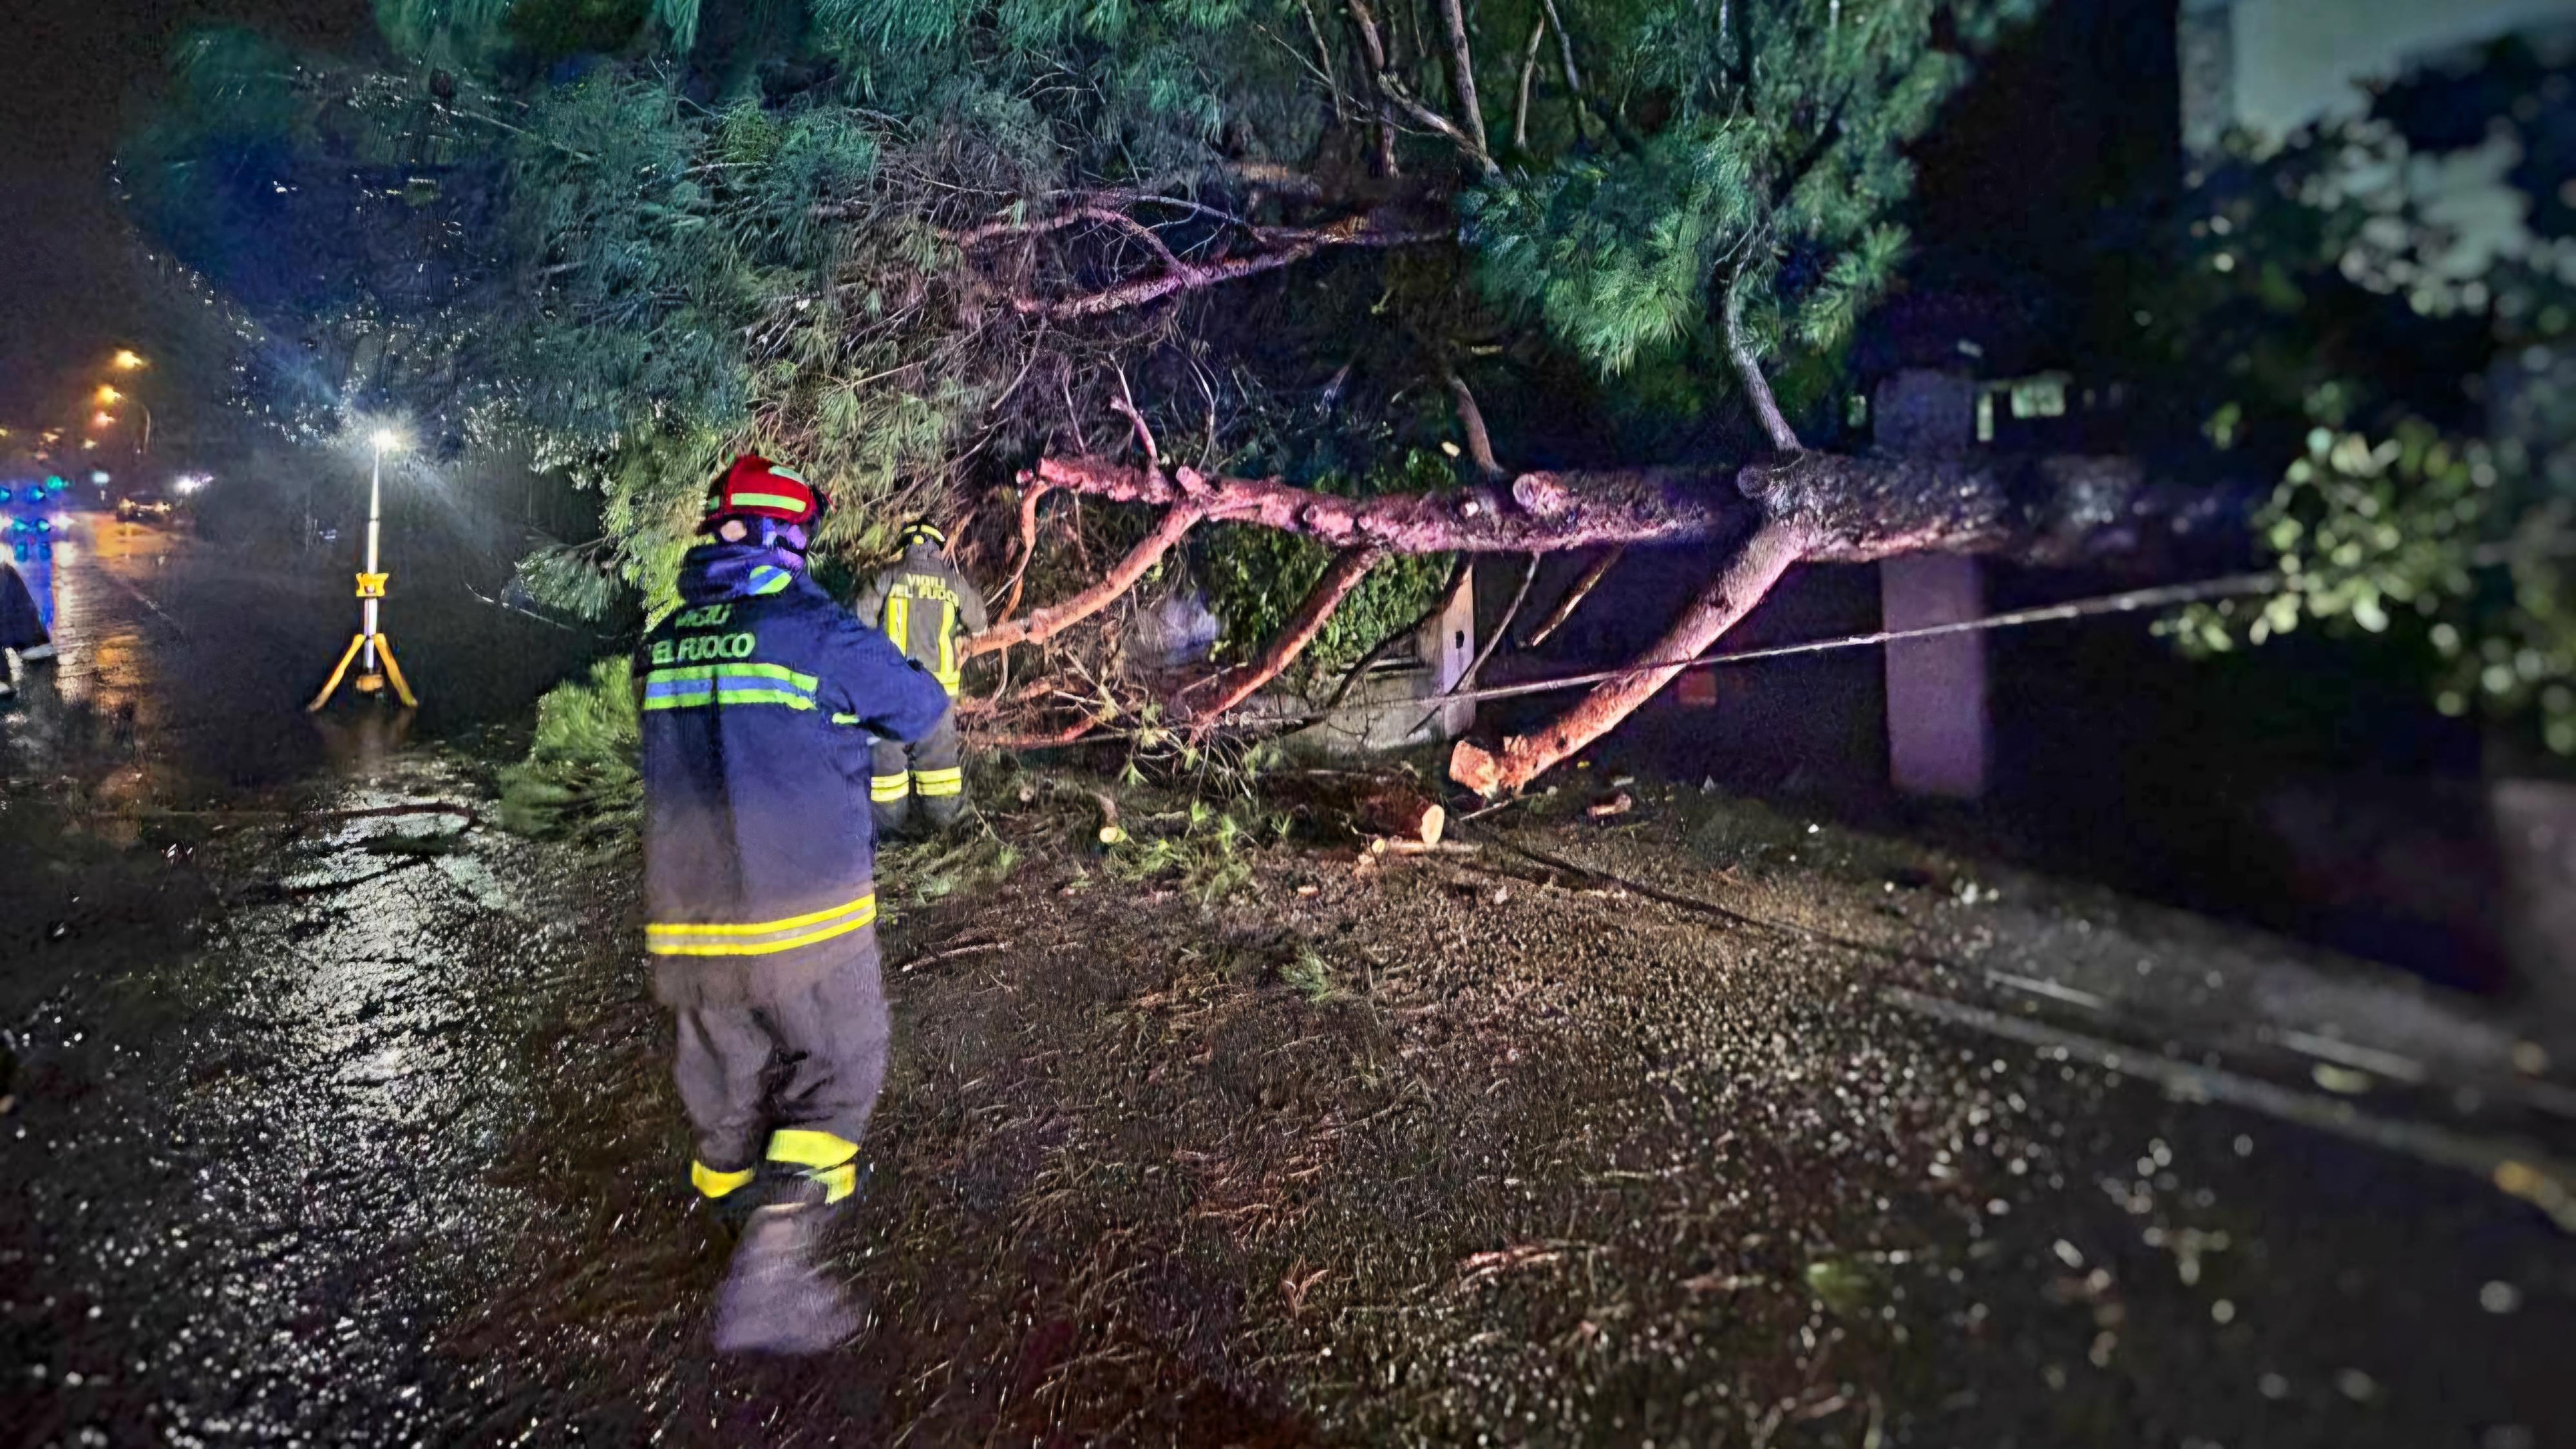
[710,1176,863,1355]
[691,1159,761,1244]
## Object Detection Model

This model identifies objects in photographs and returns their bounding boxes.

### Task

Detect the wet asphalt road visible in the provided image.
[2,515,2573,1446]
[2,516,593,1444]
[6,515,589,791]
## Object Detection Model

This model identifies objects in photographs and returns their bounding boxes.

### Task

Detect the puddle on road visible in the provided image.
[0,765,568,1443]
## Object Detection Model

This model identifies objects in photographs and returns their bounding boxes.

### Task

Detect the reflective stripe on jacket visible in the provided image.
[639,543,951,955]
[855,545,989,696]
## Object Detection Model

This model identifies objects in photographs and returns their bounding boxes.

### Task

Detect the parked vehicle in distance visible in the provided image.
[116,489,175,523]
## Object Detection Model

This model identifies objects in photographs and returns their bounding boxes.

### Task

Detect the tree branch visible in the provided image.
[1012,215,1448,320]
[1031,453,1747,553]
[1521,545,1625,649]
[1342,0,1401,175]
[1726,266,1801,453]
[965,503,1206,656]
[1111,369,1161,469]
[1513,17,1547,152]
[1298,0,1352,118]
[1450,518,1815,797]
[991,481,1056,627]
[1193,545,1387,723]
[1347,0,1497,175]
[1435,0,1492,161]
[949,205,1181,270]
[1442,363,1503,478]
[1030,451,2211,565]
[1461,553,1538,692]
[1539,0,1584,98]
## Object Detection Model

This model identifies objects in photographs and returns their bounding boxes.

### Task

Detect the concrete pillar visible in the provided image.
[1871,367,1991,800]
[1881,554,1991,799]
[2491,779,2576,1025]
[1419,569,1477,740]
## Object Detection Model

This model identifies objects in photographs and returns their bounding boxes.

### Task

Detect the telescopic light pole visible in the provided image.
[307,430,421,711]
[362,432,386,675]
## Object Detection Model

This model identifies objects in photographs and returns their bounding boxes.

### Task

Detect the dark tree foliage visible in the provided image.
[2150,36,2576,755]
[123,2,2573,799]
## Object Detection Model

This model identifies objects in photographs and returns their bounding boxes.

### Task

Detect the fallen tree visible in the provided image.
[973,445,2222,793]
[140,2,2571,816]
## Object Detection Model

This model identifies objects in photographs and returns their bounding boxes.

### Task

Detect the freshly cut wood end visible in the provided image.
[1356,784,1446,846]
[1448,739,1502,798]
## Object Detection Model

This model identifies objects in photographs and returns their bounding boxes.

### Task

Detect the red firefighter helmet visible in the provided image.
[705,454,824,527]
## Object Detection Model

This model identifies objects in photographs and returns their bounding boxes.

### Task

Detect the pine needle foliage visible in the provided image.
[129,0,2034,616]
[495,655,643,846]
[1468,0,2036,387]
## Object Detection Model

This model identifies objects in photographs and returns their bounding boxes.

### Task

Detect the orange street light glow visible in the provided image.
[96,385,122,405]
[112,350,146,370]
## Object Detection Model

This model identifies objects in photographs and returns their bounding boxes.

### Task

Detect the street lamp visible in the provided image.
[101,356,151,452]
[308,428,421,711]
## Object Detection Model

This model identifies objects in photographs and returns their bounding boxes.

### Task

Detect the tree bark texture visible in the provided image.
[1448,519,1815,797]
[1026,451,2208,568]
[963,502,1205,657]
[1190,545,1386,722]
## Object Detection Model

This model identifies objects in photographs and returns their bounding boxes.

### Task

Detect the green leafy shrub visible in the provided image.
[2154,37,2576,753]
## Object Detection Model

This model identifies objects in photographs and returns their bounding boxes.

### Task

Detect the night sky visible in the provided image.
[0,0,361,429]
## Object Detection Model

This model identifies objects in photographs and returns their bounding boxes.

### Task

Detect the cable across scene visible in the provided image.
[978,534,2568,746]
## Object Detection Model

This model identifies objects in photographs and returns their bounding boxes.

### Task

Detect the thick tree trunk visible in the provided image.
[1028,455,1748,553]
[965,502,1205,656]
[1192,545,1385,721]
[1448,520,1815,797]
[1015,448,2229,792]
[1025,451,2190,566]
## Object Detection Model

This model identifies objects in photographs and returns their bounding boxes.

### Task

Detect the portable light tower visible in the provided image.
[307,430,421,710]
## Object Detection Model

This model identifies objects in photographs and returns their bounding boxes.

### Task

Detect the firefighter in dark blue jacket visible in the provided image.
[638,453,951,1354]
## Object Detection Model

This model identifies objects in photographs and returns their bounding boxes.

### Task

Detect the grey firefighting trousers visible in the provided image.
[665,929,888,1204]
[869,708,965,833]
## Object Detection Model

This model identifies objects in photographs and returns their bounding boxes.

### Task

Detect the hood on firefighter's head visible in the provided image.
[677,540,811,604]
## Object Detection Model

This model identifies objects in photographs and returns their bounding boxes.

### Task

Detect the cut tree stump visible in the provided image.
[1358,783,1446,846]
[1271,773,1448,847]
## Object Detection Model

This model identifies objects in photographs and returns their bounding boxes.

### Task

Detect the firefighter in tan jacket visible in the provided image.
[853,520,987,832]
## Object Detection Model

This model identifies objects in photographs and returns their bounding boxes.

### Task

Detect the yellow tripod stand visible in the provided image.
[308,435,421,713]
[308,569,419,712]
